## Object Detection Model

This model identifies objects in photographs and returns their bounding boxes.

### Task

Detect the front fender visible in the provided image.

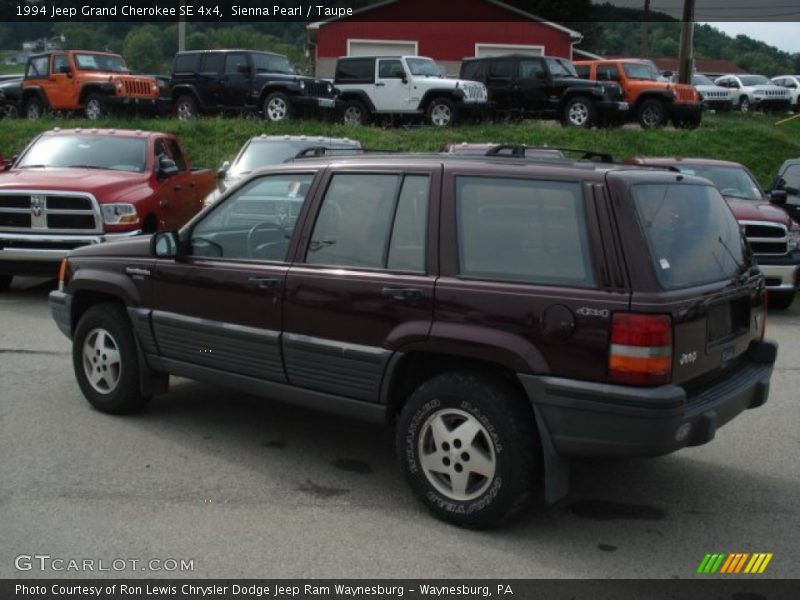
[68,268,142,307]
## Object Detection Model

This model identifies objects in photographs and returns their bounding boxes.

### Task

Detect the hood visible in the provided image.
[71,234,153,259]
[0,168,147,201]
[725,197,795,227]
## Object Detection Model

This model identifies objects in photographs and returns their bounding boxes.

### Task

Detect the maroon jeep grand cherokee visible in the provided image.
[49,153,777,528]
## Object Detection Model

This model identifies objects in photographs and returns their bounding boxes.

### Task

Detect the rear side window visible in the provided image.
[632,183,744,290]
[307,173,429,272]
[488,61,514,79]
[520,59,546,79]
[174,53,200,73]
[455,177,594,287]
[335,59,374,83]
[460,61,485,81]
[200,53,224,74]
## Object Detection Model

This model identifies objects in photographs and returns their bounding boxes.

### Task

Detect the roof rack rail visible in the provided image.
[291,147,394,159]
[484,144,614,163]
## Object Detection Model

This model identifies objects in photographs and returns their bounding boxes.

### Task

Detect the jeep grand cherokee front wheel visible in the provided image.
[396,371,540,528]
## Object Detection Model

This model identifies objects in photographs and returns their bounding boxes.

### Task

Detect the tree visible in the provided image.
[122,26,165,74]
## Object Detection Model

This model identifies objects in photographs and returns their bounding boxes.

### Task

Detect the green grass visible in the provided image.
[1,112,799,187]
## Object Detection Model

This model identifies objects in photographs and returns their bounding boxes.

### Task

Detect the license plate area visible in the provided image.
[706,296,750,346]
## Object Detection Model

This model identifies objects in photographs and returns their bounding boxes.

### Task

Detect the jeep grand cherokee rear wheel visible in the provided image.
[73,303,151,415]
[396,371,540,528]
[562,96,596,128]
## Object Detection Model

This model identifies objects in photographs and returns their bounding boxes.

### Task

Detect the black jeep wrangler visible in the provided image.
[168,50,339,122]
[460,54,628,127]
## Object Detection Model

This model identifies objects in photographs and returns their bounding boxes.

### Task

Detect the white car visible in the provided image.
[692,74,733,111]
[771,75,800,112]
[714,74,791,113]
[333,55,489,127]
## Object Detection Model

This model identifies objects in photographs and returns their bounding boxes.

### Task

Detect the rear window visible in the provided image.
[174,53,200,73]
[200,53,224,74]
[335,59,374,83]
[456,177,594,287]
[632,183,745,290]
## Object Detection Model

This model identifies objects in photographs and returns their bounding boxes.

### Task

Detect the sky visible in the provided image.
[702,22,800,55]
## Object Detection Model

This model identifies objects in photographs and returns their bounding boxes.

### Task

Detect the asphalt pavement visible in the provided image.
[1,277,798,579]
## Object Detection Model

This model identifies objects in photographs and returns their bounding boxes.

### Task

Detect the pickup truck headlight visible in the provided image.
[788,229,800,250]
[101,203,139,225]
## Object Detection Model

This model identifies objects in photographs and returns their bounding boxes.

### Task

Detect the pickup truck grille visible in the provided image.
[305,81,334,98]
[122,79,156,97]
[743,221,788,256]
[0,192,101,234]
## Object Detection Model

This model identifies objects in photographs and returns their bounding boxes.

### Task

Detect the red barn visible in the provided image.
[307,0,583,77]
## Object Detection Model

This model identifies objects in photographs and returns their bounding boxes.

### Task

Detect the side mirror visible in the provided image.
[151,231,180,258]
[785,186,799,196]
[662,70,674,78]
[158,157,179,178]
[401,75,408,84]
[216,160,230,180]
[769,189,788,205]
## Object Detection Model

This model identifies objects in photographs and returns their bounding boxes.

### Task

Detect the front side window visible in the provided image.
[633,183,745,290]
[251,53,295,75]
[378,59,405,79]
[406,58,440,77]
[307,173,429,272]
[781,165,800,190]
[621,62,659,81]
[191,174,315,262]
[52,54,69,74]
[456,177,594,287]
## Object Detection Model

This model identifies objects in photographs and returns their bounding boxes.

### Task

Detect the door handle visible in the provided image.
[375,82,386,87]
[248,277,281,290]
[173,185,182,191]
[189,181,196,188]
[381,287,423,301]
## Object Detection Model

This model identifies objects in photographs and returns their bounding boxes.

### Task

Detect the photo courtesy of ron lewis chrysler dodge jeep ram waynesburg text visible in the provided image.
[0,129,215,290]
[49,152,776,528]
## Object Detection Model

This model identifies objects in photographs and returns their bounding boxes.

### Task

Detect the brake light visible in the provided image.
[609,313,673,386]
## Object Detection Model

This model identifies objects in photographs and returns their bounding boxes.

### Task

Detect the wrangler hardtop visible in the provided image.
[50,151,776,529]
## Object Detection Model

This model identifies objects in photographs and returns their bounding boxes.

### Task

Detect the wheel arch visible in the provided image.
[338,90,376,113]
[419,89,462,110]
[78,84,113,105]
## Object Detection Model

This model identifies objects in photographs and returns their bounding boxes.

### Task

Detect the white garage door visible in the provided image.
[474,44,544,58]
[347,39,419,57]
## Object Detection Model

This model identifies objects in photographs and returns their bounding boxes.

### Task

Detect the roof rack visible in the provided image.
[484,144,614,163]
[291,147,396,159]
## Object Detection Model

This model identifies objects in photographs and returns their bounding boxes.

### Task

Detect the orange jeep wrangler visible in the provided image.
[21,50,166,120]
[574,59,702,129]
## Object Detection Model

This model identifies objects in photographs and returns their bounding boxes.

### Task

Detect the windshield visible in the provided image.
[251,53,296,75]
[230,141,359,177]
[406,58,441,77]
[18,135,147,173]
[673,165,763,201]
[692,74,714,86]
[739,75,770,86]
[74,53,129,73]
[633,183,745,290]
[546,58,578,78]
[622,62,660,81]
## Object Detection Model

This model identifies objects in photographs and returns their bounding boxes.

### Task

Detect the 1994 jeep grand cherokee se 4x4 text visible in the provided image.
[49,154,777,528]
[0,129,215,290]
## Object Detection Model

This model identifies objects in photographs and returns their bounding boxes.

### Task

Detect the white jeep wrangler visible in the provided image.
[333,55,489,127]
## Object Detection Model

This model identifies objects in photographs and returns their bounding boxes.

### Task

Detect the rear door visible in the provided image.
[196,52,224,107]
[485,59,516,109]
[517,57,548,111]
[150,170,320,382]
[220,52,251,109]
[281,166,439,402]
[607,171,765,388]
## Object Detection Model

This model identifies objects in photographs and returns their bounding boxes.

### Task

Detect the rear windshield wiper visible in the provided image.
[717,235,755,283]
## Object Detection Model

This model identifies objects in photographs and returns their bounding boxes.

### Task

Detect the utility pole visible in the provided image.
[677,0,695,84]
[640,0,651,57]
[178,1,186,52]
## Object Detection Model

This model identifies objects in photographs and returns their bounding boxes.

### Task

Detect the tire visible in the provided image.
[342,99,369,126]
[769,292,795,310]
[263,91,292,122]
[562,96,596,128]
[72,303,151,415]
[0,275,12,291]
[84,94,106,120]
[672,114,701,129]
[396,371,541,529]
[174,95,198,120]
[637,99,667,128]
[24,96,44,120]
[2,102,19,120]
[739,96,750,113]
[425,97,457,127]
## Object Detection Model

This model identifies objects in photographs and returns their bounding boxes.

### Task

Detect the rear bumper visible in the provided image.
[0,230,141,273]
[757,262,799,293]
[518,340,777,458]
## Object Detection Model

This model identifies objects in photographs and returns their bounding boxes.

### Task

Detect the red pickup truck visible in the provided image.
[0,128,214,290]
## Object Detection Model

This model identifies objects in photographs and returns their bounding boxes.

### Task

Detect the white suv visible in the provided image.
[714,74,791,113]
[771,75,800,112]
[333,55,489,127]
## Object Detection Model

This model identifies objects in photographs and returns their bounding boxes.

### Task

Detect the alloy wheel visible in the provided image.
[82,328,122,394]
[267,97,288,121]
[343,105,363,125]
[568,102,590,126]
[85,99,103,120]
[429,103,452,127]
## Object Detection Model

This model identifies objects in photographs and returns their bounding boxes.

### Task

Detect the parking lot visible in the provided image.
[1,276,799,579]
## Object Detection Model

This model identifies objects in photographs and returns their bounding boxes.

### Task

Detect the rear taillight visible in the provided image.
[609,313,673,386]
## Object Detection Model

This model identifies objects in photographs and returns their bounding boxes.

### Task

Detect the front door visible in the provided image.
[374,59,412,112]
[151,171,319,382]
[44,53,75,110]
[517,58,549,112]
[220,52,251,109]
[282,168,439,402]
